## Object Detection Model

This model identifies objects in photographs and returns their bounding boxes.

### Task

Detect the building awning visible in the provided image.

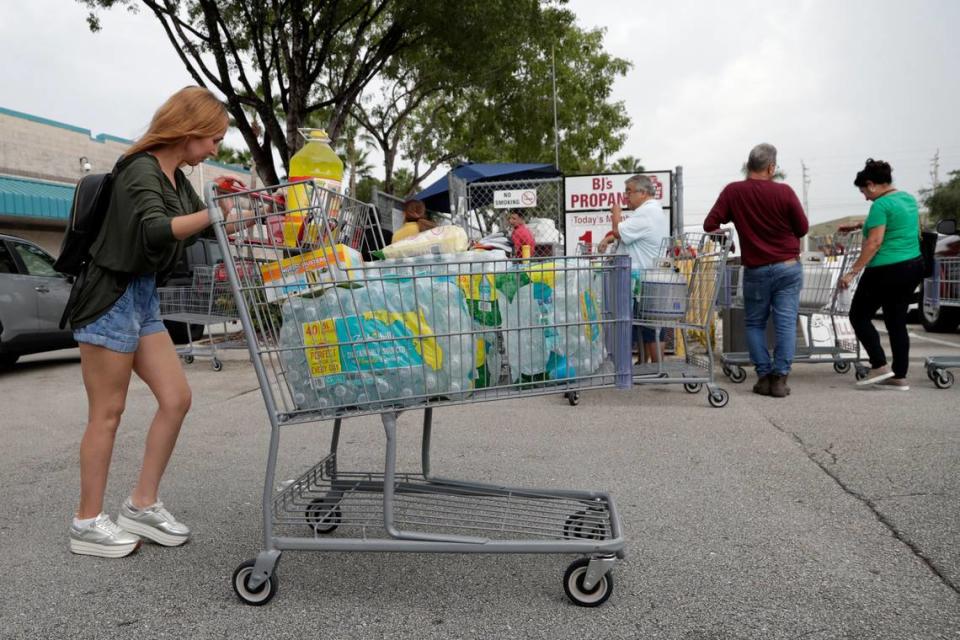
[0,174,74,222]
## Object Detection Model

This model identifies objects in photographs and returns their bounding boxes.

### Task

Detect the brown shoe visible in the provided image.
[769,374,790,398]
[753,374,771,396]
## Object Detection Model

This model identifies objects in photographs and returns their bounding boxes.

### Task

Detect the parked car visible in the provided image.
[0,233,76,367]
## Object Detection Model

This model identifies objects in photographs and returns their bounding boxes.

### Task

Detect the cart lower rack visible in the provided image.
[209,179,634,607]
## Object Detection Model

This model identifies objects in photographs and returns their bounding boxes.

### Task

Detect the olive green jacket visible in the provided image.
[69,153,206,329]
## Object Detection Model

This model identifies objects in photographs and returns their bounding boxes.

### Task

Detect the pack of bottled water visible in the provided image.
[278,272,475,412]
[500,259,607,383]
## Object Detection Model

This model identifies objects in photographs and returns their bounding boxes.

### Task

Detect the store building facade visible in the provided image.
[0,106,249,254]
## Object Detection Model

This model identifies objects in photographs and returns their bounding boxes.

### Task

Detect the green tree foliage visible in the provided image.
[400,7,631,188]
[923,170,960,222]
[78,0,449,184]
[79,1,632,196]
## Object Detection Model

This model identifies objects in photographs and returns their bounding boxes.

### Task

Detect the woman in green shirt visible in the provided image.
[838,159,923,391]
[69,87,247,558]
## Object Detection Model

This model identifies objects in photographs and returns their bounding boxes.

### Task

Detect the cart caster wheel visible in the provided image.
[854,366,868,381]
[833,361,851,374]
[708,388,729,408]
[927,367,937,381]
[183,355,195,365]
[683,383,702,394]
[566,391,580,406]
[728,366,746,384]
[306,497,342,534]
[563,558,613,607]
[212,358,223,372]
[934,369,954,390]
[563,510,607,540]
[232,560,278,606]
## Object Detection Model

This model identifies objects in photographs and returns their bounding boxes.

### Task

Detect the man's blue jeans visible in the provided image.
[742,261,803,376]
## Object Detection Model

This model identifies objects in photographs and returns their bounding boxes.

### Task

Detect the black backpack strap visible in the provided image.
[58,263,90,330]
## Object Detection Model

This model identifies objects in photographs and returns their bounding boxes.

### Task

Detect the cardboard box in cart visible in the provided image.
[259,244,362,302]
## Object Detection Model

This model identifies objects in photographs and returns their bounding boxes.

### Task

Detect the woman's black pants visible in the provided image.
[848,257,923,378]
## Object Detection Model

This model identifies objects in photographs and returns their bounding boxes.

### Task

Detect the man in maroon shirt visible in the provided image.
[704,143,809,398]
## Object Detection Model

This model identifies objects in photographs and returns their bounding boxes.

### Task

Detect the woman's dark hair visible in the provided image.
[854,158,893,187]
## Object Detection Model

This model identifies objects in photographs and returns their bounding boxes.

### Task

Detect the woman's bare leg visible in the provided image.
[129,331,192,508]
[77,344,136,519]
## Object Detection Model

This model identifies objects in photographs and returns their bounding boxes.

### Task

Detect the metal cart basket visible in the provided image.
[923,256,960,388]
[718,231,867,383]
[628,231,732,408]
[207,179,634,607]
[158,265,243,371]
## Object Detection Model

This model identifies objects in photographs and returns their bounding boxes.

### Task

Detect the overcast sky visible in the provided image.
[2,0,958,226]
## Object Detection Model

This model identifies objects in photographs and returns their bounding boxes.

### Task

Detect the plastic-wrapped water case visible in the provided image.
[279,275,475,412]
[499,260,606,384]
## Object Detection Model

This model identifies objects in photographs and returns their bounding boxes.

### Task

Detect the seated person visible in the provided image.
[391,199,437,244]
[507,210,536,257]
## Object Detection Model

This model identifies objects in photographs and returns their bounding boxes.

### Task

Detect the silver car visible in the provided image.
[0,233,75,367]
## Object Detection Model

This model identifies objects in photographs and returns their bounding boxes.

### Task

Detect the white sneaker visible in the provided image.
[69,514,141,558]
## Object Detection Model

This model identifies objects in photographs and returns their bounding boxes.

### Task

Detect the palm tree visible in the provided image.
[609,156,645,173]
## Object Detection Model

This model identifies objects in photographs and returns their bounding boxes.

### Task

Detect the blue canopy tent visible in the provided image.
[413,162,560,213]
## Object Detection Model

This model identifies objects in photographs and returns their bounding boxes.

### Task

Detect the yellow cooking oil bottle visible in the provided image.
[284,129,344,246]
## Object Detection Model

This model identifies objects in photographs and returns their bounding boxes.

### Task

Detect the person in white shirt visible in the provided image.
[599,174,670,362]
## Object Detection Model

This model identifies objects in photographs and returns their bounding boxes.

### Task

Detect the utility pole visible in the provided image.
[931,148,941,189]
[551,46,560,170]
[801,160,811,252]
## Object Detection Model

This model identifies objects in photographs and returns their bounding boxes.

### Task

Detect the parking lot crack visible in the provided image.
[767,417,960,597]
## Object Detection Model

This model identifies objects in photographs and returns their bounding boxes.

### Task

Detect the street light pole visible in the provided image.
[552,46,559,170]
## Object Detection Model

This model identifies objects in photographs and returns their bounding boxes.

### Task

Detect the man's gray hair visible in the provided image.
[626,174,657,196]
[746,143,778,173]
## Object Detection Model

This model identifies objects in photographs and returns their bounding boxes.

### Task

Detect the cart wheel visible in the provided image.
[934,369,954,390]
[722,365,732,377]
[306,497,342,534]
[566,391,580,406]
[183,355,195,365]
[563,558,613,607]
[833,361,851,374]
[927,367,937,381]
[683,383,702,394]
[728,366,747,384]
[563,510,607,540]
[212,358,223,372]
[708,388,730,408]
[232,559,278,606]
[854,366,869,381]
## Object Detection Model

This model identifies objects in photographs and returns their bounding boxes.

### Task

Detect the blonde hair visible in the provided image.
[126,86,229,157]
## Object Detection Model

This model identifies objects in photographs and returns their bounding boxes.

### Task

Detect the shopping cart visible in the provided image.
[157,265,243,371]
[923,256,960,388]
[627,231,733,408]
[718,231,868,384]
[207,179,634,607]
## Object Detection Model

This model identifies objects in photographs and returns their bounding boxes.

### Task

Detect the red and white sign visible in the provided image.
[563,171,673,254]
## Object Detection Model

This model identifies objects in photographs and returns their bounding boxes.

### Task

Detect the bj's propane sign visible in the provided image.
[563,171,673,254]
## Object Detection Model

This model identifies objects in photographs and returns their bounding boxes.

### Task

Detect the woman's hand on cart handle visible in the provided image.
[225,209,257,234]
[838,269,859,290]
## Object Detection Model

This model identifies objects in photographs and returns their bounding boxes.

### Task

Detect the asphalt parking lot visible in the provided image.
[2,325,959,639]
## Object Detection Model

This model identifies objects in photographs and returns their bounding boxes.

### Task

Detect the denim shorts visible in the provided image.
[636,325,667,344]
[73,274,166,353]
